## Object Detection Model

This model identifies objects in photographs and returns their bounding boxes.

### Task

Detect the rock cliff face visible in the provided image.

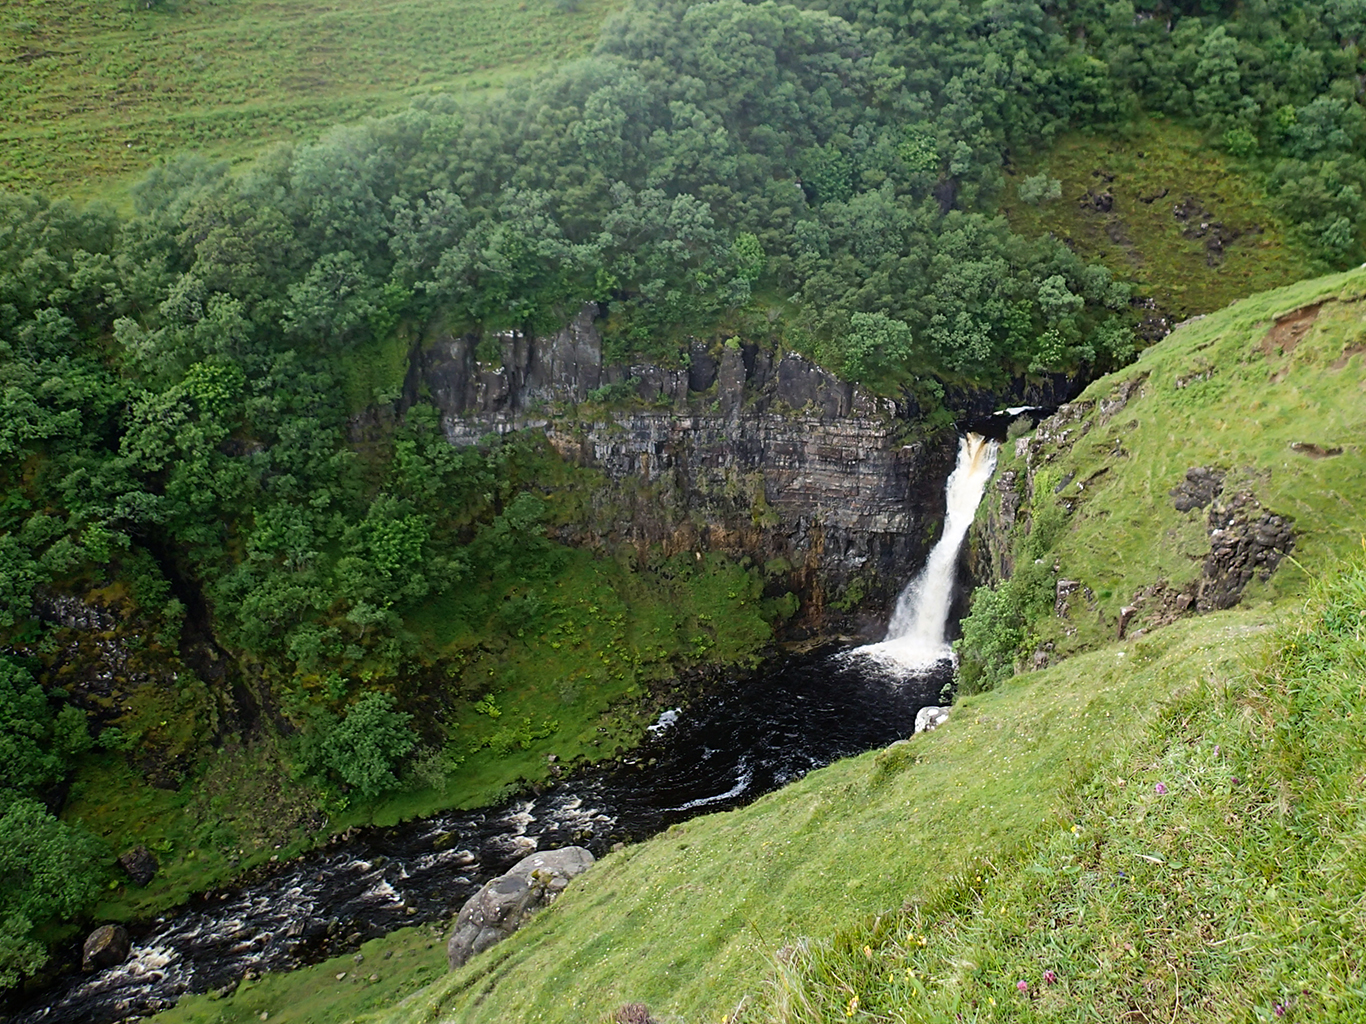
[417,305,961,636]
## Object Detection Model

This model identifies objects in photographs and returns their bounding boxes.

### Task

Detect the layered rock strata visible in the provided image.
[418,305,963,633]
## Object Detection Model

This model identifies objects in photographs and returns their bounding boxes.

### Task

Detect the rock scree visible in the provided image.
[446,847,596,970]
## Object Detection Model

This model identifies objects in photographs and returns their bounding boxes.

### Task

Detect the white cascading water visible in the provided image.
[857,432,999,670]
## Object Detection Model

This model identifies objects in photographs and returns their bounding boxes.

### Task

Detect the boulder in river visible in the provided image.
[82,924,131,970]
[119,845,159,887]
[447,846,595,969]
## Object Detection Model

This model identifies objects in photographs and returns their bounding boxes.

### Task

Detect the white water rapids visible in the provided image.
[856,432,999,670]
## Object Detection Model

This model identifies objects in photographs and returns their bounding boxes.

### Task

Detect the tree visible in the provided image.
[0,795,108,987]
[0,659,67,793]
[319,692,415,798]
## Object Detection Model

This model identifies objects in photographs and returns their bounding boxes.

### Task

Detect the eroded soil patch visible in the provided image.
[1261,302,1324,357]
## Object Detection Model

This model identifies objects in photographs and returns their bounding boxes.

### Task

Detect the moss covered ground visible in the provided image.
[160,267,1360,1024]
[0,0,617,202]
[1002,119,1319,324]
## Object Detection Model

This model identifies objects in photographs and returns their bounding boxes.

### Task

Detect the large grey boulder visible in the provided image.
[446,846,595,969]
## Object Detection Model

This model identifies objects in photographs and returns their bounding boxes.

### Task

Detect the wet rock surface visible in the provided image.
[913,706,950,733]
[82,926,130,971]
[419,304,1007,632]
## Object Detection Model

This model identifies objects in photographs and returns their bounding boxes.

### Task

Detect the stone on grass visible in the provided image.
[446,846,595,969]
[118,845,159,887]
[914,706,950,734]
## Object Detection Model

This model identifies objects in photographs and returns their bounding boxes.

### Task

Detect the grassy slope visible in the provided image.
[62,544,774,925]
[150,923,453,1024]
[196,267,1363,1024]
[158,607,1219,1024]
[0,0,617,203]
[1009,265,1366,661]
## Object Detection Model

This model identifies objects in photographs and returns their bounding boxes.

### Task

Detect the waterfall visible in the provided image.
[857,432,999,670]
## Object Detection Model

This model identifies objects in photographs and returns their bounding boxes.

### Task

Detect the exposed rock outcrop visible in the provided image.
[419,307,961,631]
[446,847,595,969]
[418,306,1078,633]
[974,380,1298,651]
[1169,466,1224,512]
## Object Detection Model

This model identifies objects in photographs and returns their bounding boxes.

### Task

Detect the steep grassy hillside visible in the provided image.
[990,265,1366,664]
[0,0,616,201]
[60,545,774,926]
[152,608,1251,1024]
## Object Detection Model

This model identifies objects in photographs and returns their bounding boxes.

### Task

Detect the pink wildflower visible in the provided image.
[1043,970,1057,985]
[1154,782,1168,795]
[1017,980,1028,993]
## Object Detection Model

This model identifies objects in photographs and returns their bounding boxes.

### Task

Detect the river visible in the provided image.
[8,645,952,1024]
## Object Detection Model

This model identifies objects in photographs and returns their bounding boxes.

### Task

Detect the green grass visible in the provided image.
[991,264,1366,663]
[66,738,329,921]
[149,922,450,1024]
[362,608,1264,1024]
[759,559,1366,1023]
[62,541,777,923]
[213,267,1361,1024]
[0,0,618,202]
[364,547,775,829]
[1002,119,1319,322]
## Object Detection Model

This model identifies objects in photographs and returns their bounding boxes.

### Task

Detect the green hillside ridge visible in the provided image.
[146,267,1365,1024]
[974,262,1366,672]
[7,0,1366,1001]
[0,0,617,203]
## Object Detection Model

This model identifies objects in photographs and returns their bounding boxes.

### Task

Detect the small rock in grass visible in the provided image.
[118,846,159,887]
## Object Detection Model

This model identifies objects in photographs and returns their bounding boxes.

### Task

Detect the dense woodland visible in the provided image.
[2,0,1364,989]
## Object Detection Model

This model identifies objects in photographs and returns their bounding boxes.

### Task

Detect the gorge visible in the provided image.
[414,305,1050,635]
[12,438,989,1023]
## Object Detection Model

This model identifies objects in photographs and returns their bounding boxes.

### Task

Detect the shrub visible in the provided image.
[319,692,416,798]
[1018,173,1062,205]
